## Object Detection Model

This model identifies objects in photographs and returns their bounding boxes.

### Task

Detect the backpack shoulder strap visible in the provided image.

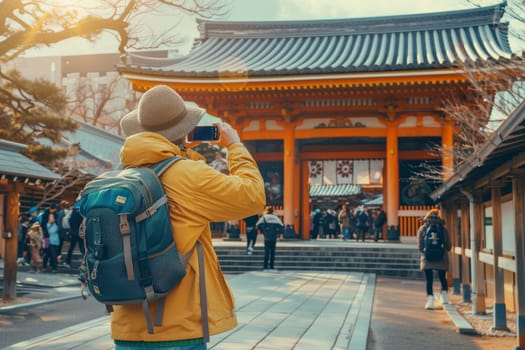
[135,156,184,223]
[152,242,209,341]
[196,241,209,342]
[150,156,183,176]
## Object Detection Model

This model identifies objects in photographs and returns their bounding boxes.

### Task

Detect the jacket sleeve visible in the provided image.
[417,225,425,253]
[167,143,266,223]
[255,216,264,230]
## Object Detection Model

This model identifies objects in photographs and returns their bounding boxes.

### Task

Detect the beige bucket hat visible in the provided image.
[120,85,205,141]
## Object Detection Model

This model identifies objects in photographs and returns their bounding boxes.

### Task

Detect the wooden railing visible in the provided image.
[398,205,435,237]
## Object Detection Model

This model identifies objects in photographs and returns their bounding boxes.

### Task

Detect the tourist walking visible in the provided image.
[256,206,284,271]
[243,213,259,255]
[417,209,451,309]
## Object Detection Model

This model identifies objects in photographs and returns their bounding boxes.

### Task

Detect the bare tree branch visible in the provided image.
[0,0,229,62]
[413,55,525,184]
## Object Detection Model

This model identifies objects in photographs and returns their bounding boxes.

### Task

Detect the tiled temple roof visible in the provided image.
[0,140,60,182]
[119,4,513,78]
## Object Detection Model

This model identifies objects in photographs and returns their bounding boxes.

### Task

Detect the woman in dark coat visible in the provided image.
[417,209,451,310]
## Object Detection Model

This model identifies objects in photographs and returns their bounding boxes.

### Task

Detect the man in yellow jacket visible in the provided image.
[113,85,266,349]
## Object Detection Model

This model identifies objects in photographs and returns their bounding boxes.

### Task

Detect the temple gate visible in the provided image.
[118,4,512,239]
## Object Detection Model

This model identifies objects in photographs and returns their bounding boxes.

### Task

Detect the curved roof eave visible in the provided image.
[0,140,61,182]
[117,4,513,83]
[196,3,506,39]
[119,67,469,91]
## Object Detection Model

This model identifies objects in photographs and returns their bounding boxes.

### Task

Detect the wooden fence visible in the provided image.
[398,205,434,237]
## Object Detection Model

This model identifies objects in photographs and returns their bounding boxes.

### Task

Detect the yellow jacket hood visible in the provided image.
[120,132,204,166]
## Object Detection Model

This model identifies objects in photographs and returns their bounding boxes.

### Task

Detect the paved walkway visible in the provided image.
[3,271,375,350]
[1,238,516,349]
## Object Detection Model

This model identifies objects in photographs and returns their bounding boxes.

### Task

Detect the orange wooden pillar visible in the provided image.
[442,119,454,181]
[283,126,295,226]
[385,122,399,240]
[3,187,20,299]
[293,153,301,233]
[301,161,310,239]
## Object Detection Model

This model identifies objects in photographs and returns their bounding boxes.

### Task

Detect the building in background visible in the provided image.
[117,4,515,239]
[6,50,178,134]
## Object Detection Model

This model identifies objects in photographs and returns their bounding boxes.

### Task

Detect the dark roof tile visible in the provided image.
[0,140,60,181]
[119,4,513,78]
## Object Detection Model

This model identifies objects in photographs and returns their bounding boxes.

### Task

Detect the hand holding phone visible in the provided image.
[186,125,220,142]
[185,122,240,147]
[216,122,240,147]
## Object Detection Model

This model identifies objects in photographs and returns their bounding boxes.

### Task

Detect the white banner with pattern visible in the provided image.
[309,159,383,185]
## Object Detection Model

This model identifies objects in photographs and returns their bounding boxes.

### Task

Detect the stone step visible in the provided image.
[219,266,422,279]
[214,245,423,278]
[57,241,424,279]
[218,252,420,260]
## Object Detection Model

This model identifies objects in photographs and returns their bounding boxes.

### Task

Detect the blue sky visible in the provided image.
[28,0,515,56]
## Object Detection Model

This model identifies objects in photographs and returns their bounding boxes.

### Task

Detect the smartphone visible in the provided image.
[186,125,220,142]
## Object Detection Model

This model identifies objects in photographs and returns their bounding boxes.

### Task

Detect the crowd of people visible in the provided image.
[16,200,84,273]
[310,204,387,242]
[228,202,386,275]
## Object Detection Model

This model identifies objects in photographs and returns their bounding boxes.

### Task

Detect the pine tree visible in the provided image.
[0,0,226,163]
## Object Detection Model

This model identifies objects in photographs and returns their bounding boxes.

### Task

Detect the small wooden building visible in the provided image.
[432,100,525,346]
[117,4,513,239]
[0,140,60,298]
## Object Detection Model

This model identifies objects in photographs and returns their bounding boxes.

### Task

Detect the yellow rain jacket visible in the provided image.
[112,132,266,342]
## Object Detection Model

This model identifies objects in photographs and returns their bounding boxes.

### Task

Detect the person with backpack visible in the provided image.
[417,209,451,310]
[93,85,265,349]
[256,206,284,271]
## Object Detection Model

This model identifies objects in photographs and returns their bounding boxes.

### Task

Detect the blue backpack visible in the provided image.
[78,156,208,338]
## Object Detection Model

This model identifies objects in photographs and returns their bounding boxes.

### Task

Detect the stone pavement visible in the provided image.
[0,267,80,313]
[3,270,375,350]
[1,238,514,349]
